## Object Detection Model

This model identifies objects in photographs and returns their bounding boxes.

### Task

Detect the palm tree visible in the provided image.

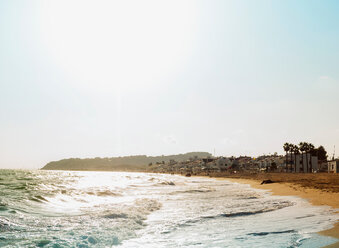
[301,142,312,173]
[308,143,315,172]
[299,142,307,173]
[304,143,311,173]
[288,143,295,172]
[292,145,300,172]
[283,143,290,172]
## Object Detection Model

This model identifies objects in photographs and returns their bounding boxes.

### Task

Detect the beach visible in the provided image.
[1,170,338,247]
[216,173,339,248]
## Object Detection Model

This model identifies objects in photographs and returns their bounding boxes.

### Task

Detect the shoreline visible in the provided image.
[16,169,339,246]
[218,177,339,248]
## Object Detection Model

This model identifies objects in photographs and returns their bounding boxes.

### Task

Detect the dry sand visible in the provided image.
[220,176,339,248]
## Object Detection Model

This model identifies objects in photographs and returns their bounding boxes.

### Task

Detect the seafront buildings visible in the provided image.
[328,159,339,173]
[149,141,338,174]
[152,153,323,174]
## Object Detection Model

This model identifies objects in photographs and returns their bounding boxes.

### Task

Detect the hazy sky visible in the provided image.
[1,0,339,169]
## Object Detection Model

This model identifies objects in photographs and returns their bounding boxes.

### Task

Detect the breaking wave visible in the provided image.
[0,170,337,247]
[247,230,296,236]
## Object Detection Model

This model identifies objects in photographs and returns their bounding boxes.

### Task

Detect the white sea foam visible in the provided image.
[0,170,338,247]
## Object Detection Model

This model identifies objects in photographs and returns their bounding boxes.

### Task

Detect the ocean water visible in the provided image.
[0,170,338,248]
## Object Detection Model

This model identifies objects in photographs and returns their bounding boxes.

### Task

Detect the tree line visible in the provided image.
[283,142,327,173]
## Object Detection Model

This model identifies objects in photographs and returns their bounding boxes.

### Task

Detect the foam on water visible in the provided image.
[0,170,338,247]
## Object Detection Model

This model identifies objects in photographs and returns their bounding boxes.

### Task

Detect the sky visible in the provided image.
[1,0,339,169]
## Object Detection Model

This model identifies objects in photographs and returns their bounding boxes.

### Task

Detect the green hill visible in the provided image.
[41,152,212,171]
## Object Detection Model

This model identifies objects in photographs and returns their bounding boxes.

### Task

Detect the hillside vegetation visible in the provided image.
[41,152,212,171]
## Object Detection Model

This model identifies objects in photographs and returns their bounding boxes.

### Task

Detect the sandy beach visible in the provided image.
[218,174,339,248]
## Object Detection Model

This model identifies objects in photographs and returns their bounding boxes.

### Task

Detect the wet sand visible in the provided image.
[218,175,339,248]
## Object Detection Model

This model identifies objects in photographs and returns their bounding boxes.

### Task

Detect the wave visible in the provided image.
[240,196,259,200]
[218,202,293,218]
[30,195,49,203]
[96,198,163,244]
[0,218,17,231]
[177,200,294,228]
[104,213,128,219]
[154,181,176,186]
[131,198,162,216]
[17,177,34,181]
[169,188,215,195]
[295,214,316,219]
[2,170,335,247]
[12,184,28,190]
[0,219,10,231]
[0,201,8,211]
[247,230,296,236]
[95,190,122,197]
[102,199,161,222]
[196,210,268,220]
[58,188,122,197]
[218,209,274,218]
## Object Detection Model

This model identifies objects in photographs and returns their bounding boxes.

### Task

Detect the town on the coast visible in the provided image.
[151,142,339,175]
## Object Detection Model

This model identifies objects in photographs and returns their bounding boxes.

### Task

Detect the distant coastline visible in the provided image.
[41,152,211,171]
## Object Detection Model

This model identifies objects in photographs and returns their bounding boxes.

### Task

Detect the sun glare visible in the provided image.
[39,0,197,91]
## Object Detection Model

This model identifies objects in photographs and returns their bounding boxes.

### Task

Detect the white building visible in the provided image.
[291,154,318,172]
[328,160,339,173]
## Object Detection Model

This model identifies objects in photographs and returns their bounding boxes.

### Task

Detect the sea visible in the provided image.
[0,170,338,248]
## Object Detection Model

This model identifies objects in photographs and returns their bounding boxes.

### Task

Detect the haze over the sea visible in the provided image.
[1,0,339,169]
